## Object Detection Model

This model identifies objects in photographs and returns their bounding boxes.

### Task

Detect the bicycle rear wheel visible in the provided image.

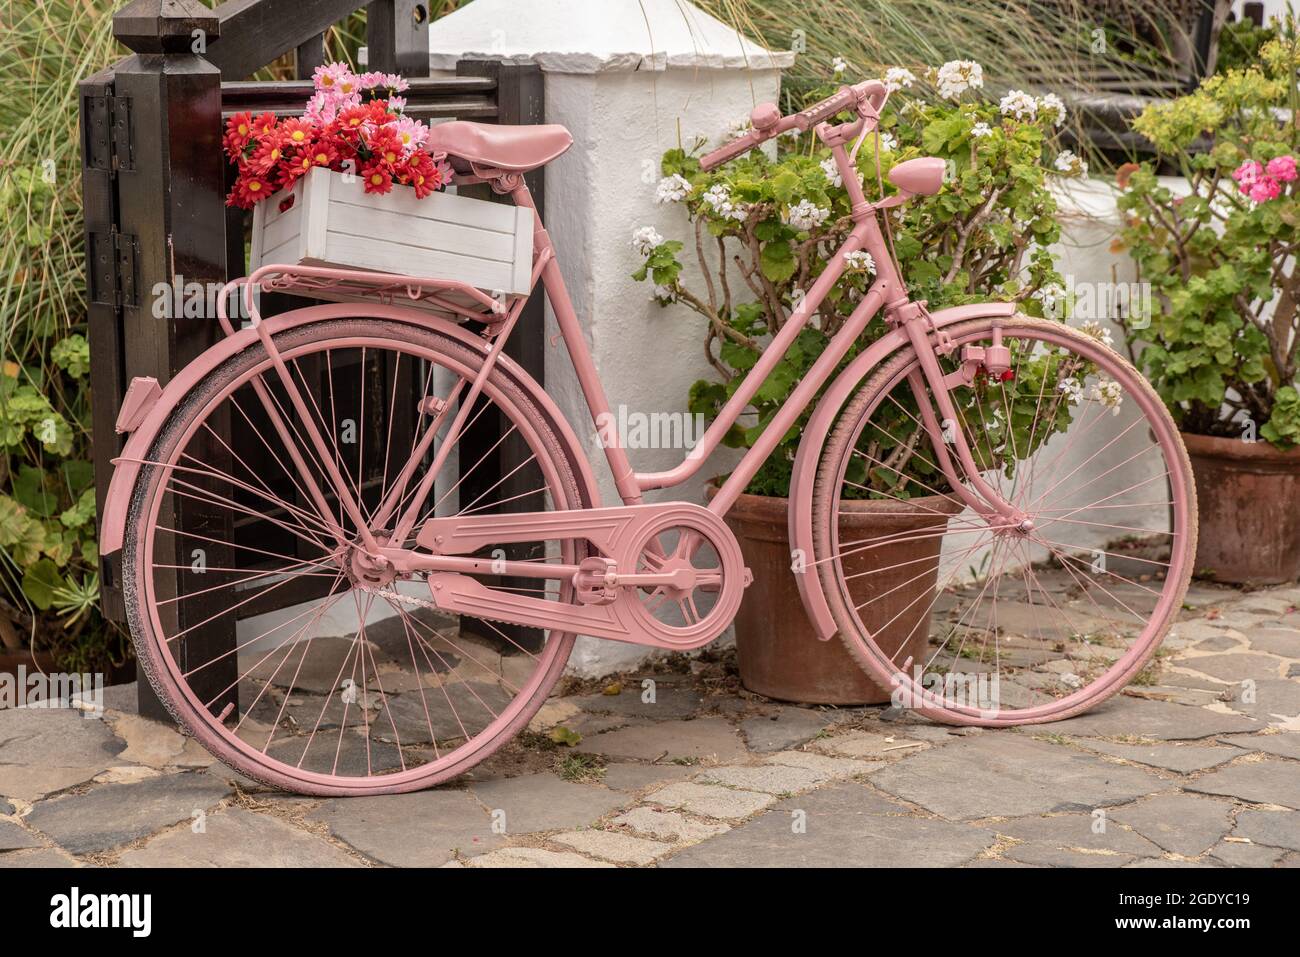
[123,316,593,794]
[811,316,1196,725]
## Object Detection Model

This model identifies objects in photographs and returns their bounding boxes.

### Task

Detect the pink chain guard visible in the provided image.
[418,503,747,650]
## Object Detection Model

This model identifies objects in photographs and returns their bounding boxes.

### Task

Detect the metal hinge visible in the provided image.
[85,92,133,174]
[88,228,139,308]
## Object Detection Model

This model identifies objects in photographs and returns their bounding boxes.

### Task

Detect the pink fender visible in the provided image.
[788,301,1017,639]
[99,302,601,556]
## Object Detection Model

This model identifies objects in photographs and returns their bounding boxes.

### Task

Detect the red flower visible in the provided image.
[223,111,254,159]
[368,127,405,169]
[227,170,274,208]
[279,118,314,150]
[337,104,371,133]
[249,138,287,174]
[406,152,438,198]
[252,112,278,138]
[361,162,393,194]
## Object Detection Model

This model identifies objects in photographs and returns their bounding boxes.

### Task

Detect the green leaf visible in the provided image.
[22,558,63,610]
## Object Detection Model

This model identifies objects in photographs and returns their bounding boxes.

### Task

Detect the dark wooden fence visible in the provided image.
[80,0,546,718]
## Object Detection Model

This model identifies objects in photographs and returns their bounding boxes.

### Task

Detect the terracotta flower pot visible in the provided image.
[713,487,961,705]
[1182,432,1300,585]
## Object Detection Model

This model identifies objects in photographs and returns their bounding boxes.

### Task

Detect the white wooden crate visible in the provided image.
[249,167,535,304]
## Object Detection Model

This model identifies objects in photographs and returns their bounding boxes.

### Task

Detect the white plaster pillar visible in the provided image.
[428,0,792,675]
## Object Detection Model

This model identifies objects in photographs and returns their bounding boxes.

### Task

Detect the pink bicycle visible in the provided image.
[100,80,1195,795]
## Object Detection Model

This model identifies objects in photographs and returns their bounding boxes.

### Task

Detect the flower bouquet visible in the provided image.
[225,63,452,208]
[238,62,536,302]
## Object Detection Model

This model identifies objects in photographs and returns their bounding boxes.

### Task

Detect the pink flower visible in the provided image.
[390,116,429,154]
[1250,178,1282,203]
[1233,159,1263,188]
[1267,154,1297,183]
[312,63,356,96]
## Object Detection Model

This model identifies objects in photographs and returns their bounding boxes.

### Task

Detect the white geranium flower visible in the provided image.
[999,89,1037,121]
[971,121,993,138]
[877,131,897,151]
[789,287,807,308]
[1092,378,1124,415]
[1038,92,1066,127]
[884,67,916,92]
[832,55,848,75]
[936,60,984,100]
[1033,282,1066,318]
[783,199,831,232]
[820,156,843,187]
[654,174,692,204]
[701,183,749,222]
[1079,320,1115,348]
[652,284,677,303]
[725,117,751,142]
[630,225,664,256]
[844,249,875,273]
[1058,377,1083,405]
[1054,149,1088,177]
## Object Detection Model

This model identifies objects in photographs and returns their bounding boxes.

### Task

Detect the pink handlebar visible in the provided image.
[699,79,887,172]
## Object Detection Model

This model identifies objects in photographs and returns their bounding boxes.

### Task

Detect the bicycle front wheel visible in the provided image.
[811,316,1197,725]
[123,316,593,795]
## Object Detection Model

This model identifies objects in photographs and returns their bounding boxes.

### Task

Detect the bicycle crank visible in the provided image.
[412,502,750,649]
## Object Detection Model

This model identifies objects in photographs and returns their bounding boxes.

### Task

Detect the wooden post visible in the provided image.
[107,0,239,720]
[366,0,431,77]
[455,60,549,653]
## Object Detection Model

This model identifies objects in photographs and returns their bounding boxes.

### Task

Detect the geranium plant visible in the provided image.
[225,63,453,209]
[632,61,1088,496]
[1116,30,1300,448]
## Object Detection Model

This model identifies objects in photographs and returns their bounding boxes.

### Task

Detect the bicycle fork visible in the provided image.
[894,302,1033,535]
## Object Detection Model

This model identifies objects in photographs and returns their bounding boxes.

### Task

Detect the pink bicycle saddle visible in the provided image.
[429,120,573,172]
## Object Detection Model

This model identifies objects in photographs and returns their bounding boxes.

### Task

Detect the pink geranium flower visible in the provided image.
[1266,154,1297,183]
[1233,155,1296,203]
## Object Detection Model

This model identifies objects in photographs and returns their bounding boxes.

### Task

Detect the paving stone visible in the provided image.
[107,713,189,767]
[1237,596,1297,617]
[600,762,695,792]
[763,750,875,778]
[568,683,705,721]
[962,857,1037,868]
[1186,759,1300,808]
[994,813,1163,856]
[1123,857,1219,868]
[1184,654,1280,683]
[1210,840,1290,867]
[572,716,746,763]
[1161,671,1232,692]
[239,637,381,693]
[661,781,995,867]
[24,772,232,855]
[1125,684,1228,707]
[467,773,627,833]
[1219,732,1300,760]
[0,848,80,868]
[0,800,13,816]
[119,808,360,867]
[1003,843,1136,867]
[1072,739,1240,773]
[465,846,613,868]
[1110,794,1235,857]
[0,707,126,800]
[0,821,41,851]
[1034,696,1258,740]
[1194,634,1243,652]
[552,829,672,864]
[814,730,929,760]
[308,789,498,866]
[697,763,828,795]
[869,735,1162,820]
[371,682,516,744]
[1232,809,1300,851]
[264,730,409,777]
[610,807,729,844]
[527,698,580,732]
[1245,627,1300,658]
[739,708,832,753]
[644,781,775,820]
[1219,679,1300,722]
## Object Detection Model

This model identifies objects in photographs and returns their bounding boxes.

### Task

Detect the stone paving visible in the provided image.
[0,580,1297,868]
